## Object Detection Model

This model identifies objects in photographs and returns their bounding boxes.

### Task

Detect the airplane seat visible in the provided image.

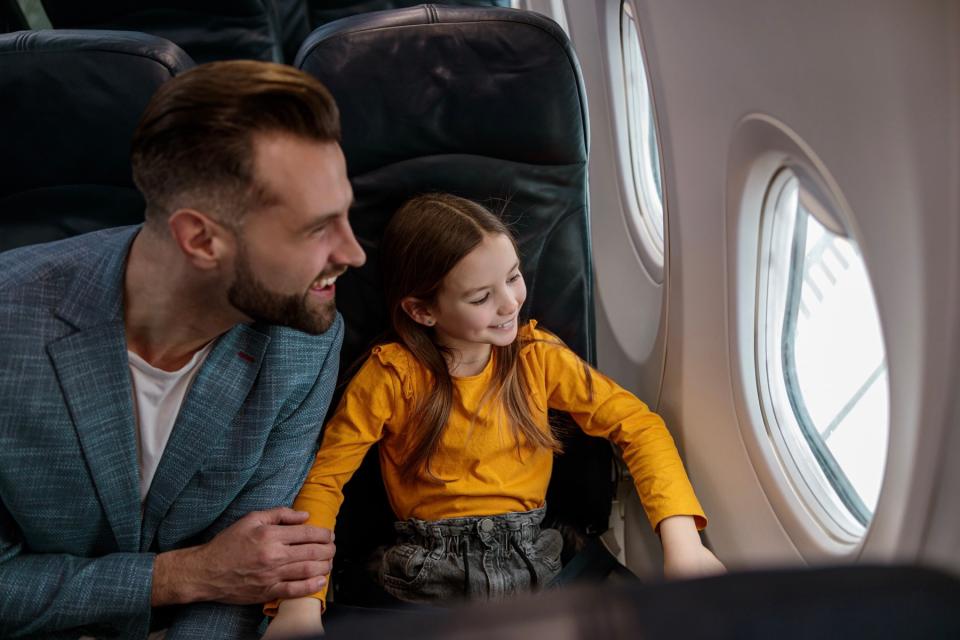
[0,29,194,252]
[304,0,510,30]
[274,0,312,63]
[0,0,28,32]
[38,1,285,63]
[295,5,624,607]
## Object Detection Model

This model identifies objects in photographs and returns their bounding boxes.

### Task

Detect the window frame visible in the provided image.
[616,0,667,282]
[756,167,885,541]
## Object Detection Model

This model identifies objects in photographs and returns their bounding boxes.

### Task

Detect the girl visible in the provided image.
[264,193,722,636]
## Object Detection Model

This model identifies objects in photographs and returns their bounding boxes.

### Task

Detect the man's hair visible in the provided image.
[131,60,340,227]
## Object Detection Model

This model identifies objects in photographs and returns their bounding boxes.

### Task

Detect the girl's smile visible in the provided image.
[411,232,527,369]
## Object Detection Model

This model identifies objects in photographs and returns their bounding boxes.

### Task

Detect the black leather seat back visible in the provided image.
[41,1,284,63]
[0,30,193,251]
[305,0,509,30]
[297,6,613,594]
[0,0,28,32]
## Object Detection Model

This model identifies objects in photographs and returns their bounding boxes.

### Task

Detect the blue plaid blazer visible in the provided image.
[0,227,342,639]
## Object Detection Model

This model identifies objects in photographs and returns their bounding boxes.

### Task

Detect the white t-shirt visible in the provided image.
[128,343,214,502]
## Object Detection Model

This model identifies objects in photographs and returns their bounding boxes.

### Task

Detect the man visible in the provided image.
[0,61,365,638]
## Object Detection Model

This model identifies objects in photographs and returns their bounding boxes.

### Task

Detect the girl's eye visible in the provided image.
[508,273,522,283]
[469,293,490,305]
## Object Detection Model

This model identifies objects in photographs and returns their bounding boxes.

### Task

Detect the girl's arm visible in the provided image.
[262,598,323,639]
[659,515,726,579]
[539,339,707,530]
[536,334,721,575]
[263,351,401,629]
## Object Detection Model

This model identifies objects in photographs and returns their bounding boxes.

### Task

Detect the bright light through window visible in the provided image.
[620,1,665,261]
[759,170,889,533]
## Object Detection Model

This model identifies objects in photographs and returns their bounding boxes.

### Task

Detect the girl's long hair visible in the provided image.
[381,193,563,482]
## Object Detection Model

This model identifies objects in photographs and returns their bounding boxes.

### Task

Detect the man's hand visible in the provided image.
[152,507,335,606]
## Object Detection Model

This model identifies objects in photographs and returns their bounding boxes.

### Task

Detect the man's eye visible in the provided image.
[469,293,490,305]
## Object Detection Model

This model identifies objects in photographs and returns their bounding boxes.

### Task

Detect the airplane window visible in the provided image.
[620,1,665,269]
[757,169,889,535]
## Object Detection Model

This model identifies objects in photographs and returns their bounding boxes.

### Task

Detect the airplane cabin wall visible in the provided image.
[564,0,960,574]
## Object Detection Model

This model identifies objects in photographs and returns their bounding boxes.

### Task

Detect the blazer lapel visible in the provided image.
[140,324,269,550]
[47,227,142,552]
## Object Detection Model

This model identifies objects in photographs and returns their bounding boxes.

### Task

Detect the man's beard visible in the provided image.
[227,243,337,336]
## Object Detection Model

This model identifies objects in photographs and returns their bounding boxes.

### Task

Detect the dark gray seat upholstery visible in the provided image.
[296,5,616,604]
[0,0,28,32]
[324,565,960,639]
[40,1,284,63]
[0,30,193,251]
[304,0,509,30]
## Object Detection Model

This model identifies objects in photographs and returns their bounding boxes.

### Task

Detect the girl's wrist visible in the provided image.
[658,515,702,552]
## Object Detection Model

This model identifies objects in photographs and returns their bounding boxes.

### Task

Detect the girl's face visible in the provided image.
[415,232,526,361]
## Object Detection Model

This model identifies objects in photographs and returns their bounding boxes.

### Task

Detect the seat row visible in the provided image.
[0,0,510,64]
[0,4,609,605]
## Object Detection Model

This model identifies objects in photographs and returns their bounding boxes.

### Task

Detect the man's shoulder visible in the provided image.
[265,313,344,350]
[259,313,345,376]
[0,227,137,301]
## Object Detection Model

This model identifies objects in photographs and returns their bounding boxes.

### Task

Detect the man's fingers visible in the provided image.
[280,541,336,564]
[266,576,328,601]
[273,523,334,545]
[275,559,333,581]
[252,507,311,526]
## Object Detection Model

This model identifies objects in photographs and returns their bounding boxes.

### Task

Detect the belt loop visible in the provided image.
[430,525,445,559]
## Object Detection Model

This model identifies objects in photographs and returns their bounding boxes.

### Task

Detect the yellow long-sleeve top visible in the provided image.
[275,321,706,611]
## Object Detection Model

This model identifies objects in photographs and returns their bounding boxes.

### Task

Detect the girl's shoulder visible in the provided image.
[367,341,419,398]
[518,319,570,357]
[369,341,416,372]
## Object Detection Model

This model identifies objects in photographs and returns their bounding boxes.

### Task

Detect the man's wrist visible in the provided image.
[152,545,209,606]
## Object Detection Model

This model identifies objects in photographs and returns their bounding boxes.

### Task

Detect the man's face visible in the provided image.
[227,133,365,335]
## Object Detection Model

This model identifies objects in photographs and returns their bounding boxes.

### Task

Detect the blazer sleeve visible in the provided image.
[164,317,345,640]
[0,498,156,638]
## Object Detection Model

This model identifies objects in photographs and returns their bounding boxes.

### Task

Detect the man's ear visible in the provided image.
[167,209,233,270]
[400,297,437,327]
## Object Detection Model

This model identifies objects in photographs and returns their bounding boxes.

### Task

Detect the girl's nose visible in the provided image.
[498,294,519,316]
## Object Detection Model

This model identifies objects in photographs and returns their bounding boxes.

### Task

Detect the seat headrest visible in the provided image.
[40,1,284,63]
[303,0,512,48]
[297,6,593,364]
[297,5,587,176]
[0,30,193,250]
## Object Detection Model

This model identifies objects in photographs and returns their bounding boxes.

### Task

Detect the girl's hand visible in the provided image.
[663,541,726,580]
[658,515,726,580]
[262,598,324,639]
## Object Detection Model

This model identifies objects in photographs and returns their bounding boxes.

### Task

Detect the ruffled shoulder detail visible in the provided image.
[518,319,565,351]
[371,342,416,400]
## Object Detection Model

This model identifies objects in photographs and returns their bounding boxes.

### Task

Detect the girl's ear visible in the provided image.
[400,297,437,327]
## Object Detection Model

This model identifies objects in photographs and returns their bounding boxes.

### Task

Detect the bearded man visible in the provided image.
[0,60,365,639]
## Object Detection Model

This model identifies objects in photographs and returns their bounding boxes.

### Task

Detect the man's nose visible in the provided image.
[331,222,366,267]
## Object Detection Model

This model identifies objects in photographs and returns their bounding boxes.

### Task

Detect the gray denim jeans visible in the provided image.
[378,505,563,604]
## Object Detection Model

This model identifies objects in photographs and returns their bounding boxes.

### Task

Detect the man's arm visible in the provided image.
[163,318,344,639]
[0,381,334,639]
[0,498,155,638]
